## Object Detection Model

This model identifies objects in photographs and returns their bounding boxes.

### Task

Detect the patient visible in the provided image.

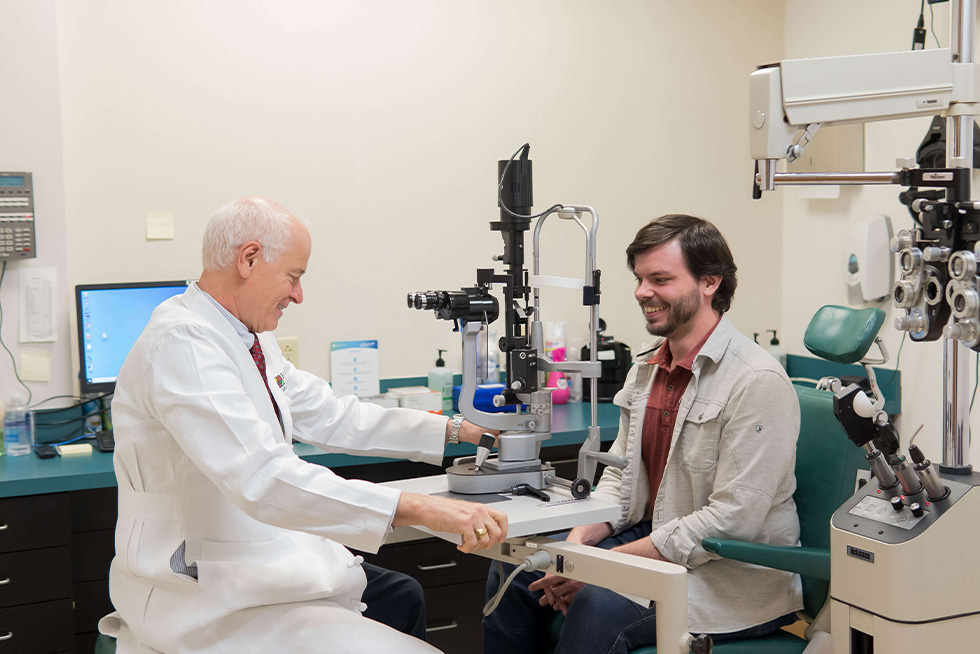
[483,214,803,653]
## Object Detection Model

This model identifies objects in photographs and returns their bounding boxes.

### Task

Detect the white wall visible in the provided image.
[46,0,785,389]
[0,1,71,405]
[781,0,966,463]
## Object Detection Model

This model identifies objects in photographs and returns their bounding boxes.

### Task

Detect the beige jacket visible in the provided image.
[592,316,804,633]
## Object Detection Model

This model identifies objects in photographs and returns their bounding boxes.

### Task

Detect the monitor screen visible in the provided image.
[75,280,192,394]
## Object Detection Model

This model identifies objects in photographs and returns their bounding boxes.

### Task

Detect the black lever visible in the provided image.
[507,483,550,502]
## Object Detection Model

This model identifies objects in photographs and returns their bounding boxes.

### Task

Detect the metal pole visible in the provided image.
[770,171,901,186]
[942,0,973,473]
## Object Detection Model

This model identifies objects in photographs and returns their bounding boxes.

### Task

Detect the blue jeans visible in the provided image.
[482,522,795,654]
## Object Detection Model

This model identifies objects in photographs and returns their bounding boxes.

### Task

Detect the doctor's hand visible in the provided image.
[393,492,508,553]
[529,574,585,615]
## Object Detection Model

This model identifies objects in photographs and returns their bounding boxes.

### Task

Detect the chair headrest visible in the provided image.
[803,305,885,364]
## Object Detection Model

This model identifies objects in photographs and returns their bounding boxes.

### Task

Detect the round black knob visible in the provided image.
[571,478,591,500]
[689,633,713,654]
[890,496,904,512]
[910,502,924,518]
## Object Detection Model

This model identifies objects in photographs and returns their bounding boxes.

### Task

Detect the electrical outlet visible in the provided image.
[277,337,300,367]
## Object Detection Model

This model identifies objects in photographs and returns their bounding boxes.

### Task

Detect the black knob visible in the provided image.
[571,478,591,500]
[690,633,713,654]
[890,496,904,512]
[910,502,924,518]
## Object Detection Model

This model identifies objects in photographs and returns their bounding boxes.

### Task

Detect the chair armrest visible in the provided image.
[701,538,830,580]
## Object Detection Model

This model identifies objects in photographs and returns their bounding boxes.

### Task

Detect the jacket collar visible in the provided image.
[635,314,735,373]
[180,283,250,348]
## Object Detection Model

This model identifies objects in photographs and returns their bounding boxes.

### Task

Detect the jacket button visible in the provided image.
[628,399,633,406]
[348,555,364,568]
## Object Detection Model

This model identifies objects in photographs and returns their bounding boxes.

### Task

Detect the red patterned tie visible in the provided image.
[249,335,283,431]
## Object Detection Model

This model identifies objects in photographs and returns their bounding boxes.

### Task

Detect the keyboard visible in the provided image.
[94,430,115,452]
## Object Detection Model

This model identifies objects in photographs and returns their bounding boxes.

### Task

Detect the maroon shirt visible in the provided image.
[641,319,720,499]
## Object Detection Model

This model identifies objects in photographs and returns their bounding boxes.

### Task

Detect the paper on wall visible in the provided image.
[330,340,380,397]
[19,267,56,342]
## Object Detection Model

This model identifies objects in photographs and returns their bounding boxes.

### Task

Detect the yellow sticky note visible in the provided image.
[146,211,175,240]
[20,349,51,382]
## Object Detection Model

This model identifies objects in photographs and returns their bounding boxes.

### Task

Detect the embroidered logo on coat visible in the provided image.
[275,373,286,390]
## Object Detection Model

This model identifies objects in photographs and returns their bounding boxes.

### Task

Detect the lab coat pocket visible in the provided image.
[678,400,723,472]
[197,536,365,612]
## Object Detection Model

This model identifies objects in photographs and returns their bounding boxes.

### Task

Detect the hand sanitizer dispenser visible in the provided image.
[845,214,894,304]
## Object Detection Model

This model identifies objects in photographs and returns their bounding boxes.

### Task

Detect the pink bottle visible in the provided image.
[547,347,570,405]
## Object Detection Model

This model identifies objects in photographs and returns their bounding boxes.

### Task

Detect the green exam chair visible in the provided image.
[95,633,116,653]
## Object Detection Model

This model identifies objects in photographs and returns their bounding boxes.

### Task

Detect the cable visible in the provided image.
[483,550,553,616]
[0,261,31,404]
[37,432,92,449]
[972,350,979,412]
[912,0,927,50]
[29,391,113,411]
[883,332,906,389]
[929,1,941,49]
[497,144,565,221]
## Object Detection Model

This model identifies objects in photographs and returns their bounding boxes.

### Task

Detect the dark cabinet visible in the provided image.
[0,488,116,654]
[361,537,491,654]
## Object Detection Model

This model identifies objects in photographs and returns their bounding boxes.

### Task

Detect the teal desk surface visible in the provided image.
[0,402,621,499]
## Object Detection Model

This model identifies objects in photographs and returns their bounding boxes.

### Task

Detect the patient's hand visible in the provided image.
[529,574,585,615]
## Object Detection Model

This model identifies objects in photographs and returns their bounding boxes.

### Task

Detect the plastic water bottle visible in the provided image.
[4,395,32,456]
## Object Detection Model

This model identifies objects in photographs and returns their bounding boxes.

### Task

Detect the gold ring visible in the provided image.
[475,527,488,539]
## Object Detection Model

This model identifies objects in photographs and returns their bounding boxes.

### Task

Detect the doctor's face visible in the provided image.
[243,221,311,333]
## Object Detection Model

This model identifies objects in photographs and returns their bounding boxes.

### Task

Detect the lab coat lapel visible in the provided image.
[257,332,293,442]
[181,286,290,442]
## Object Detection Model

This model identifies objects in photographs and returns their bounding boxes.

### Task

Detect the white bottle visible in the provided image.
[427,349,455,414]
[4,395,32,456]
[566,337,585,403]
[486,330,499,383]
[768,330,787,370]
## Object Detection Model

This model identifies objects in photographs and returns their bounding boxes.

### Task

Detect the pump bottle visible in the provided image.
[767,330,787,370]
[427,349,454,414]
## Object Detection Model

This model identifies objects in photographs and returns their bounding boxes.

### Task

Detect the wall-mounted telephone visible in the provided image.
[0,172,35,260]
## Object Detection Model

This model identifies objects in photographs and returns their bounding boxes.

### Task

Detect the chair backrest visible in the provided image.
[803,305,885,365]
[793,384,870,618]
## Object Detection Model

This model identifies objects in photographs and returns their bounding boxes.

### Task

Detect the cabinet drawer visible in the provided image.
[74,579,112,635]
[365,538,491,587]
[0,546,72,607]
[424,580,485,654]
[0,494,70,553]
[0,598,74,654]
[70,488,117,533]
[72,529,114,582]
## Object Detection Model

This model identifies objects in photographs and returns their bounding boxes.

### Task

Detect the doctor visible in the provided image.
[98,196,507,653]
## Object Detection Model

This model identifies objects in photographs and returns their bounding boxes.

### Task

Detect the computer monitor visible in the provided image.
[75,280,193,394]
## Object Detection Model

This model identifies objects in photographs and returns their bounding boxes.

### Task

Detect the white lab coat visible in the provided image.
[98,284,447,653]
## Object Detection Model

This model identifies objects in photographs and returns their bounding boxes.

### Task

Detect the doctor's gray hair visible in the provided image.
[202,197,306,271]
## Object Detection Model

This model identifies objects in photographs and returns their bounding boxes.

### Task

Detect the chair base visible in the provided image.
[631,628,806,654]
[95,634,117,654]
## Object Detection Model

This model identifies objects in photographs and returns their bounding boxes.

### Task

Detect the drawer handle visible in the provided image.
[425,621,458,633]
[0,579,9,586]
[0,632,11,641]
[416,561,458,571]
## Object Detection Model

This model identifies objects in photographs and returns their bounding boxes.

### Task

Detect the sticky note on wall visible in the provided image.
[146,211,175,240]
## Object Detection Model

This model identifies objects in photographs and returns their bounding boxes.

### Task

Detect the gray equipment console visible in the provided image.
[0,172,36,260]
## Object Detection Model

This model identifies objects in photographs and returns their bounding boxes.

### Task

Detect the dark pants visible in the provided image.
[483,522,795,654]
[362,562,427,641]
